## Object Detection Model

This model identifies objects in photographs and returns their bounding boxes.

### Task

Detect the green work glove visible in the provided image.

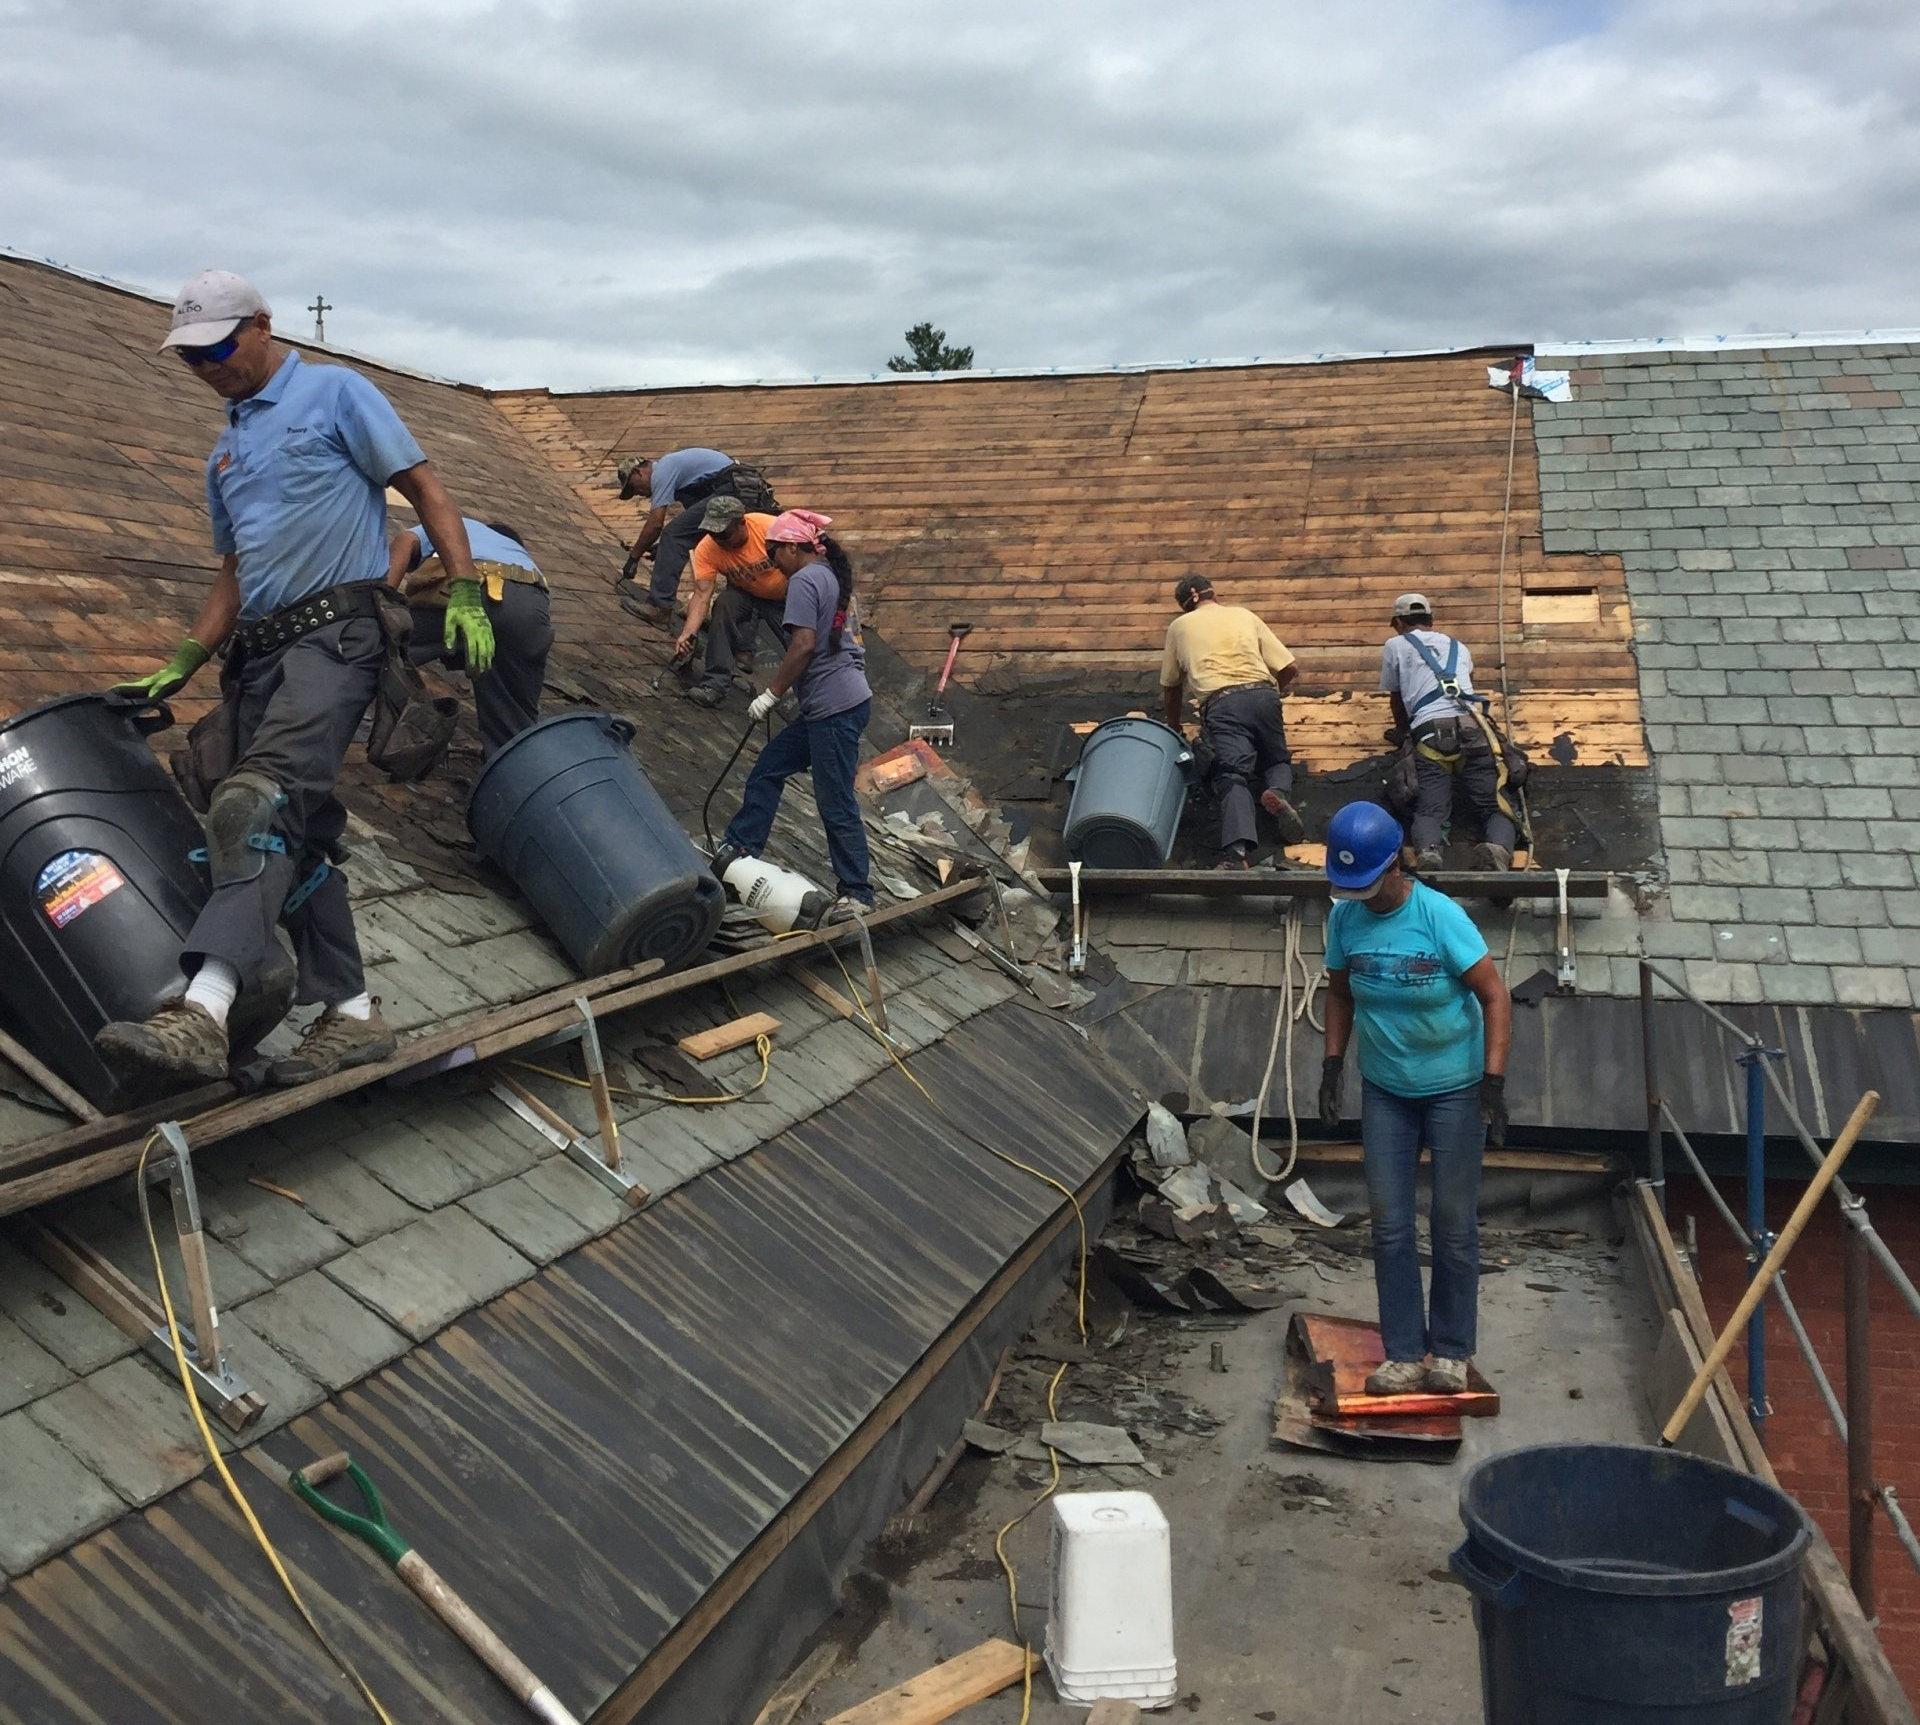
[443,579,496,675]
[111,637,209,702]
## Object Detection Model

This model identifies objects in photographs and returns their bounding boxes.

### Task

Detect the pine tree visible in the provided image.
[886,322,974,373]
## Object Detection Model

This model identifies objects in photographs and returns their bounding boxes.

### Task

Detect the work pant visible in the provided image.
[1409,728,1517,854]
[411,582,554,757]
[1361,1077,1485,1361]
[696,587,786,693]
[648,465,780,604]
[182,616,380,1006]
[723,699,873,902]
[1202,684,1293,853]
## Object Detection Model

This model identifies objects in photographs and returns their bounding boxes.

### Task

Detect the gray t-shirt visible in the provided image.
[1380,628,1475,721]
[784,560,870,720]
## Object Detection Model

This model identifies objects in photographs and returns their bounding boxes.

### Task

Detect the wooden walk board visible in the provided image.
[824,1640,1037,1725]
[678,1012,781,1061]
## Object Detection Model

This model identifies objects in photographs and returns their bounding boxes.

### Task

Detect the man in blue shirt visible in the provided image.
[97,270,489,1091]
[389,515,553,756]
[615,447,778,624]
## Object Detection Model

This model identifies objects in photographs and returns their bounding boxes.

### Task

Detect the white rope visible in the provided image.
[1249,903,1326,1184]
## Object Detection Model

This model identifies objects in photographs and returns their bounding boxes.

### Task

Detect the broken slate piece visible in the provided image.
[1095,1245,1195,1313]
[962,1419,1020,1455]
[1040,1421,1146,1466]
[1185,1265,1291,1312]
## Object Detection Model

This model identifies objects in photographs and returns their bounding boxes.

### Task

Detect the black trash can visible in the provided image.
[1452,1442,1810,1723]
[0,693,292,1108]
[467,710,722,976]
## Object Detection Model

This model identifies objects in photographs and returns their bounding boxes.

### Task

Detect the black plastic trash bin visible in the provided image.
[1452,1442,1810,1723]
[0,693,292,1108]
[467,710,722,976]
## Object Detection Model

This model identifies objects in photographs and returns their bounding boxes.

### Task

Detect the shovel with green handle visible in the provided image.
[291,1452,582,1725]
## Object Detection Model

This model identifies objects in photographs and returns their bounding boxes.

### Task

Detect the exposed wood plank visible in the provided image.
[678,1013,782,1061]
[823,1641,1037,1725]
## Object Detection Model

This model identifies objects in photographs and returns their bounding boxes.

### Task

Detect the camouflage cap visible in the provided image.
[699,494,746,535]
[616,456,650,499]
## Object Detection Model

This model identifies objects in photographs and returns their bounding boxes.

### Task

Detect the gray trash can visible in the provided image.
[1063,717,1196,868]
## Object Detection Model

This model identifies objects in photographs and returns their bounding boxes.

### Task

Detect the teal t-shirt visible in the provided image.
[1324,881,1489,1098]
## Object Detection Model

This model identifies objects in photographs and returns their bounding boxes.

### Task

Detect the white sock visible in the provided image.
[332,992,373,1021]
[183,958,241,1028]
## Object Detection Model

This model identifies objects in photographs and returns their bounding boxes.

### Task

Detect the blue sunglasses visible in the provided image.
[176,323,247,367]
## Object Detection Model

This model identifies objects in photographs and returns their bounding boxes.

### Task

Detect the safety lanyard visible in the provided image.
[1402,631,1481,717]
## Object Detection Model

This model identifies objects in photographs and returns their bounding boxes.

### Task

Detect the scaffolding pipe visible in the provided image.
[1849,1223,1877,1617]
[1639,961,1666,1211]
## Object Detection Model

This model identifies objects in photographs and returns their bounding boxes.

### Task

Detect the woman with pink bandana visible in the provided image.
[710,510,875,921]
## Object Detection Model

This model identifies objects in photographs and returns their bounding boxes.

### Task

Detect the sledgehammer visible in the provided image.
[291,1451,581,1725]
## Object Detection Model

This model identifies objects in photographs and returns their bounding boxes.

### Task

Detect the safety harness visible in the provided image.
[1398,629,1524,829]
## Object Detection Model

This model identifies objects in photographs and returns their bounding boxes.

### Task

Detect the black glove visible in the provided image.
[1479,1072,1508,1148]
[1318,1055,1345,1130]
[619,554,641,584]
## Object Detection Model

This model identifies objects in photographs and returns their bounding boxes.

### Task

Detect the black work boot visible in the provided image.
[96,998,230,1086]
[1259,788,1308,845]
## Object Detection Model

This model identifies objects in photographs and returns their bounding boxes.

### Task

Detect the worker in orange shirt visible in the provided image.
[674,496,790,709]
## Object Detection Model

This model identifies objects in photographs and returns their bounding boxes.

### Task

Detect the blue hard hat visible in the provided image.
[1325,801,1403,896]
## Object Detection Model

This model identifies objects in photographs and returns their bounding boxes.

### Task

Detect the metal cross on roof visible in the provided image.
[308,294,332,343]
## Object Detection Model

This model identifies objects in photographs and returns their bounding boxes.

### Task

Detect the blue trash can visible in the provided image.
[468,711,722,976]
[1451,1442,1810,1723]
[1063,717,1196,869]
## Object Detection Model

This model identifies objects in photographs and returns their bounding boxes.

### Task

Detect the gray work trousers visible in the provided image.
[182,615,381,1006]
[1410,727,1517,853]
[696,587,786,693]
[1203,683,1294,853]
[411,581,554,757]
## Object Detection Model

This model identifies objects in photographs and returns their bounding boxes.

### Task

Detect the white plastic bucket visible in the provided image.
[1045,1490,1177,1708]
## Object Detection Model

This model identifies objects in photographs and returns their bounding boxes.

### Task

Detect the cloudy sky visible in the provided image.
[4,0,1917,390]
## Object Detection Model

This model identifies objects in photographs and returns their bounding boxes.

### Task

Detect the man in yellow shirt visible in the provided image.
[1160,576,1304,867]
[674,497,790,709]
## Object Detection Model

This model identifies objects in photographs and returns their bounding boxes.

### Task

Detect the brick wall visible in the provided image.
[1671,1173,1920,1687]
[1535,347,1920,1007]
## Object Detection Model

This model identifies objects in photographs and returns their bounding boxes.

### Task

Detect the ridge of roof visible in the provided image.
[0,247,473,391]
[1537,329,1920,356]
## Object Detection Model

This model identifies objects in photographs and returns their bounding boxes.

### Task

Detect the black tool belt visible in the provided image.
[230,580,382,662]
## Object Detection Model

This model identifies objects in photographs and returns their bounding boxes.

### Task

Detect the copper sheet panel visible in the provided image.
[1294,1311,1500,1419]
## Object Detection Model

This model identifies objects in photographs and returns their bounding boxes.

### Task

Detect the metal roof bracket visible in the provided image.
[25,1120,266,1430]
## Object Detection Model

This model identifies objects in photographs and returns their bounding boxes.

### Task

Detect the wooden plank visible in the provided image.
[0,878,987,1218]
[752,1646,841,1725]
[678,1013,782,1062]
[823,1641,1037,1725]
[1031,867,1611,900]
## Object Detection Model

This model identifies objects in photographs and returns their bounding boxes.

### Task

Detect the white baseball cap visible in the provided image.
[160,269,270,351]
[1392,592,1433,620]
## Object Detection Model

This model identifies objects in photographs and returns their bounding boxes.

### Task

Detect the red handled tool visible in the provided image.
[909,621,973,748]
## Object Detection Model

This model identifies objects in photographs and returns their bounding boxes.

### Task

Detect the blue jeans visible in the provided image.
[723,700,873,901]
[1360,1077,1485,1361]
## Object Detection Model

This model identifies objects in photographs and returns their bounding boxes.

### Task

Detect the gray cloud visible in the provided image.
[3,0,1917,388]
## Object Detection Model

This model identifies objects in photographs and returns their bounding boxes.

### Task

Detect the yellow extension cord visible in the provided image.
[826,946,1089,1725]
[135,1132,397,1725]
[129,932,1084,1725]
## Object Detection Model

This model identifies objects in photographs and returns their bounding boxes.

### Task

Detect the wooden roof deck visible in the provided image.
[503,355,1647,767]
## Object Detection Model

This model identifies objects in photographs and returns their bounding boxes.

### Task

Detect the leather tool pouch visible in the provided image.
[364,585,457,782]
[1385,741,1420,817]
[170,696,239,814]
[1424,715,1464,756]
